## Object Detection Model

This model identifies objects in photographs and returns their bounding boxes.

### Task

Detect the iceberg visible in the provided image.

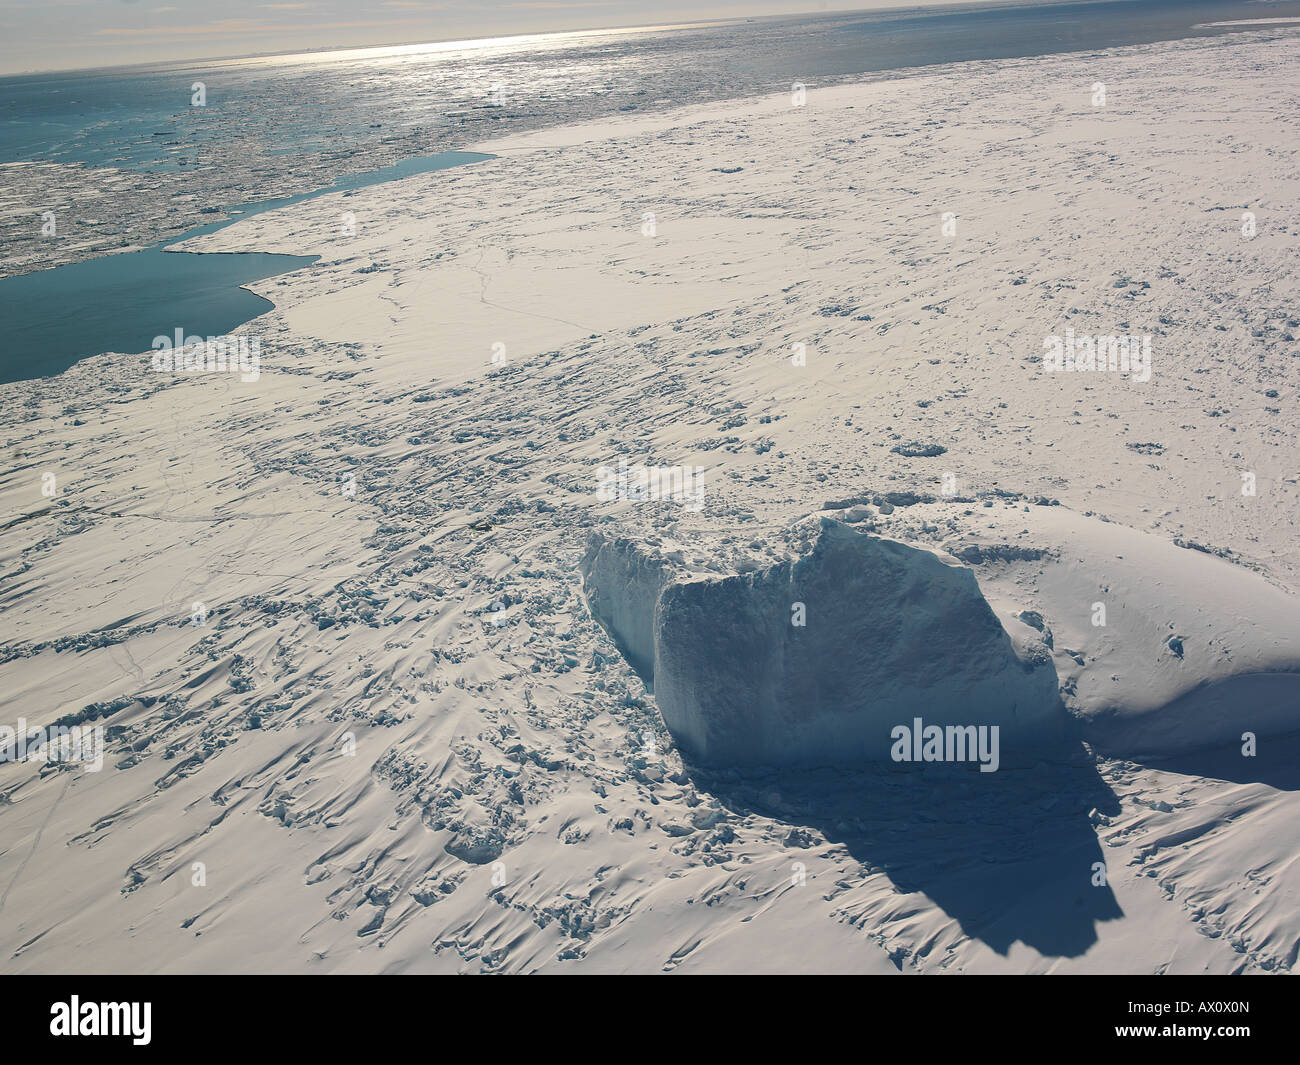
[583,519,1065,766]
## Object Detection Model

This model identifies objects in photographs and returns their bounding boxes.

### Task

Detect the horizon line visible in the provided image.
[0,1,1037,79]
[0,10,788,79]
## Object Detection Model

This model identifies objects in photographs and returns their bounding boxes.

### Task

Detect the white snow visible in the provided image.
[2,29,1300,974]
[958,504,1300,756]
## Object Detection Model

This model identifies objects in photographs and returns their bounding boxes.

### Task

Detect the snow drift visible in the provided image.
[962,506,1300,758]
[582,519,1065,766]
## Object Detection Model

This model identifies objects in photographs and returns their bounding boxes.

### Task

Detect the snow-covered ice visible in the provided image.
[2,28,1300,974]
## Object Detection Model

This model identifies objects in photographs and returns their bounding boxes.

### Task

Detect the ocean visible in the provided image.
[2,0,1299,382]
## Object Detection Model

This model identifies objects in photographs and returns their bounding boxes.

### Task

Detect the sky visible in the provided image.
[0,0,1001,75]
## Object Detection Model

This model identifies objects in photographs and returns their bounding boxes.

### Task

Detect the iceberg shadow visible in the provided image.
[688,746,1124,961]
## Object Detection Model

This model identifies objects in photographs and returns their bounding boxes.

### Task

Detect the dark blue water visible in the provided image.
[0,151,491,384]
[760,0,1300,78]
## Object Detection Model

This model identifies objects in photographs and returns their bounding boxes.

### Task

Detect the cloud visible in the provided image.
[94,17,424,39]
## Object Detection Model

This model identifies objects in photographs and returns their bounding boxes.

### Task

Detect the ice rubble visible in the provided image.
[582,519,1064,766]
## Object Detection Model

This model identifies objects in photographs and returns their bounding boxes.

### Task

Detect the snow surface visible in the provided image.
[2,30,1300,974]
[973,506,1300,756]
